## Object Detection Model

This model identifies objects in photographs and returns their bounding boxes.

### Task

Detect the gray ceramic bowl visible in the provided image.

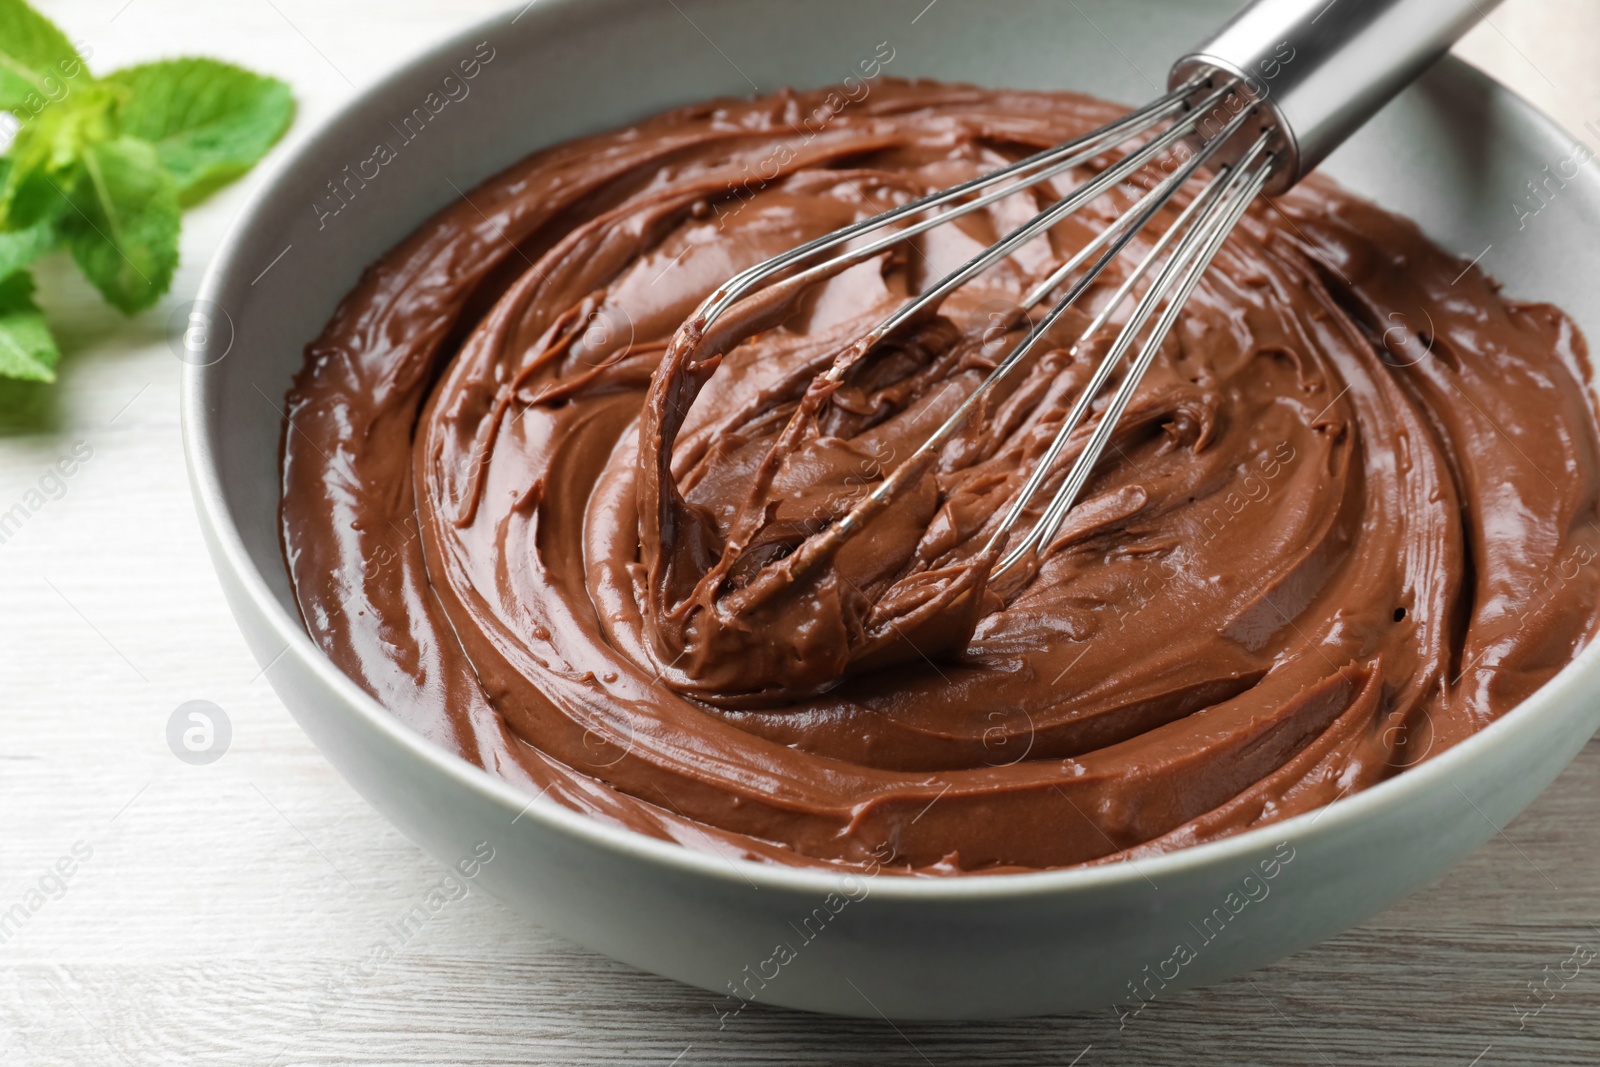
[182,0,1600,1019]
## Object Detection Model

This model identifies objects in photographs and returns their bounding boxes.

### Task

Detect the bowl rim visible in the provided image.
[182,0,1600,902]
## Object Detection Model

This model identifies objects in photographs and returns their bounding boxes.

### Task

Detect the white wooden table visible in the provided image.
[3,2,1599,1063]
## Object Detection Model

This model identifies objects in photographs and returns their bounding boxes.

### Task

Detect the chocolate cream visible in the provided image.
[282,81,1600,874]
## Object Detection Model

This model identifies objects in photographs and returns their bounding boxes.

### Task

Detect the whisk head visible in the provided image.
[636,75,1281,704]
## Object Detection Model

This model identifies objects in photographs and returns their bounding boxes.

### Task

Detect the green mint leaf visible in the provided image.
[104,58,294,206]
[0,0,89,111]
[0,160,63,275]
[0,215,61,276]
[0,270,60,381]
[0,79,121,230]
[61,136,179,314]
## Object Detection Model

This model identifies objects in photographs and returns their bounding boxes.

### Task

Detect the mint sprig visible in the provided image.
[0,0,84,111]
[0,271,56,380]
[108,59,296,207]
[66,136,182,314]
[0,0,294,382]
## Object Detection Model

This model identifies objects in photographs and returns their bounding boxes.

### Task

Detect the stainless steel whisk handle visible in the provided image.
[1170,0,1500,193]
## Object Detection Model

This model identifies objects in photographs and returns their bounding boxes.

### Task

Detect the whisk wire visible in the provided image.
[764,86,1271,586]
[993,132,1276,576]
[985,152,1248,571]
[676,74,1286,601]
[830,79,1246,355]
[697,76,1209,327]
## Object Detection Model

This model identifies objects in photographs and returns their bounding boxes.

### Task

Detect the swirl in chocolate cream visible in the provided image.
[282,82,1600,874]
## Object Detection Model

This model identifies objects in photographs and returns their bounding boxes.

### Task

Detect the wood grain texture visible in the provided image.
[3,1,1600,1064]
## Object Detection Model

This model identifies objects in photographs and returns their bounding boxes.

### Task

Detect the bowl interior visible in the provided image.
[189,0,1600,882]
